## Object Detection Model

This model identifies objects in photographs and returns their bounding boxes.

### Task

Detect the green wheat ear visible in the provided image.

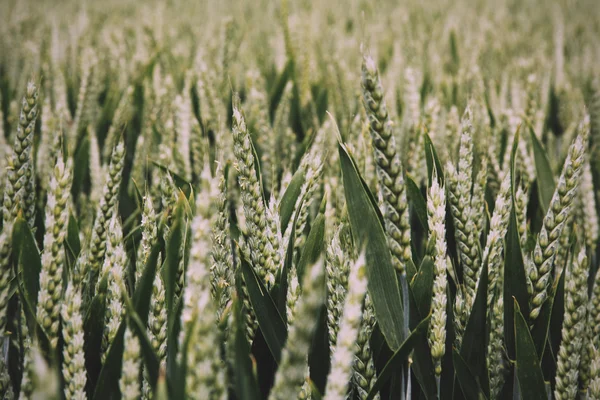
[360,52,411,276]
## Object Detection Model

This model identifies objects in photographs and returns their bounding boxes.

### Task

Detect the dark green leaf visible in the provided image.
[133,239,162,318]
[162,195,185,327]
[514,300,547,400]
[410,255,434,318]
[71,135,89,198]
[406,176,428,234]
[308,304,329,394]
[123,296,160,390]
[453,348,487,400]
[152,162,192,198]
[424,132,445,186]
[12,217,42,318]
[339,143,405,350]
[366,316,431,400]
[279,167,306,234]
[66,214,81,257]
[531,268,564,360]
[92,322,126,400]
[460,261,489,396]
[530,127,555,215]
[269,59,293,121]
[84,274,109,390]
[296,213,325,284]
[240,253,287,363]
[232,295,261,400]
[408,280,438,400]
[505,129,529,360]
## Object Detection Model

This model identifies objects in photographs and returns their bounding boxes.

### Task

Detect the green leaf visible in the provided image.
[410,255,434,317]
[84,274,109,389]
[123,296,160,391]
[530,127,555,215]
[408,281,438,400]
[133,238,162,318]
[269,59,293,121]
[339,143,405,350]
[162,195,185,327]
[12,217,42,319]
[296,213,325,284]
[504,128,529,360]
[279,167,306,234]
[240,253,287,364]
[460,261,490,396]
[514,300,547,400]
[66,214,81,257]
[308,304,330,394]
[152,162,192,198]
[406,176,428,234]
[92,321,126,400]
[71,135,89,198]
[424,132,445,186]
[453,348,487,400]
[531,268,564,360]
[232,295,261,400]
[365,316,431,400]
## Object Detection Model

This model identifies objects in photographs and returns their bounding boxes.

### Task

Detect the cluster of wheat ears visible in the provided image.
[0,0,600,399]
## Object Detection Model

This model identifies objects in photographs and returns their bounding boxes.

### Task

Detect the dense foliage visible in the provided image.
[0,0,599,399]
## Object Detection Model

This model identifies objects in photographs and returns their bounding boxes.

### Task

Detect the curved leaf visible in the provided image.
[424,132,445,186]
[240,253,287,364]
[339,143,404,350]
[279,167,306,233]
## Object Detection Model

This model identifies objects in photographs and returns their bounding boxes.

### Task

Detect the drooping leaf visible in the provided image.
[339,143,405,350]
[240,253,287,364]
[514,300,547,400]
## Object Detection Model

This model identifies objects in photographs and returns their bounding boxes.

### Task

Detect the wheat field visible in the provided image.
[0,0,600,399]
